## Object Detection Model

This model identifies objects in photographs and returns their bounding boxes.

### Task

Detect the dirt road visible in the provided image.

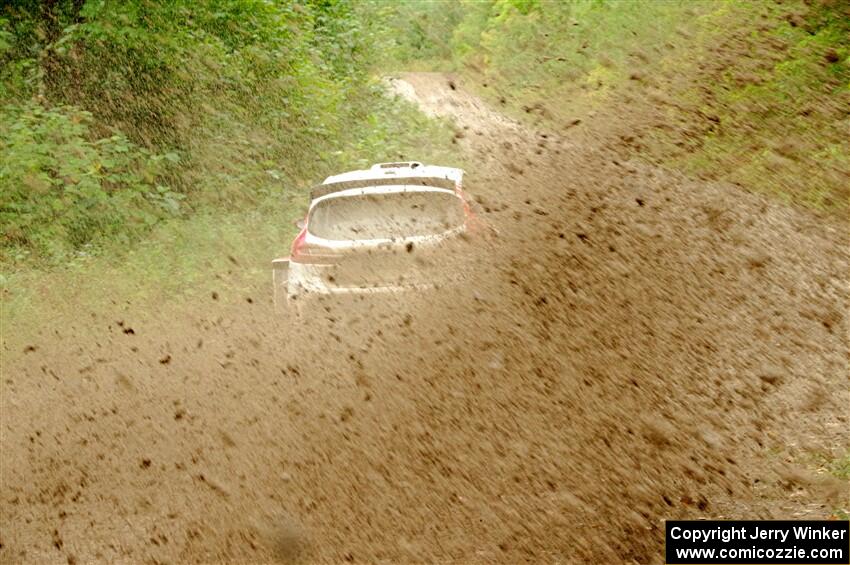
[1,73,847,564]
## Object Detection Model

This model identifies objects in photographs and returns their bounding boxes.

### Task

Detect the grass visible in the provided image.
[396,0,849,216]
[1,1,463,341]
[5,0,847,347]
[387,0,714,122]
[1,90,460,348]
[1,1,462,269]
[755,447,849,520]
[823,451,850,519]
[826,451,850,481]
[654,0,850,214]
[1,198,294,345]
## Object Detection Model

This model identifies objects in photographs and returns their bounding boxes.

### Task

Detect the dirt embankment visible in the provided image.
[1,73,847,564]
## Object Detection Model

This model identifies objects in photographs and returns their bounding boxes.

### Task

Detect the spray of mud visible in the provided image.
[1,73,847,564]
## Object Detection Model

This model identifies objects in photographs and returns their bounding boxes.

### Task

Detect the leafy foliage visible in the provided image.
[642,0,850,213]
[386,0,849,214]
[382,0,697,90]
[0,102,181,262]
[1,0,453,266]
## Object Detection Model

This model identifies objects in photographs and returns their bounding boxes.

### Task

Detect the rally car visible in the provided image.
[272,161,482,314]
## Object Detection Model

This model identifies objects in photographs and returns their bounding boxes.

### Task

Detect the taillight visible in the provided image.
[460,195,479,232]
[290,229,341,264]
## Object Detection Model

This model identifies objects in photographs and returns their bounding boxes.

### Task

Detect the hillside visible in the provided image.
[387,0,850,214]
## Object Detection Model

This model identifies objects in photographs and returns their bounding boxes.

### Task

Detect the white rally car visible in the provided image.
[272,162,483,313]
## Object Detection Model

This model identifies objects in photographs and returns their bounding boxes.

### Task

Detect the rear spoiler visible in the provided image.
[371,161,423,170]
[310,176,457,201]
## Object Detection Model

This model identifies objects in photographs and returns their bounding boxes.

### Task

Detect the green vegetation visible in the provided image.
[828,451,850,481]
[5,206,292,340]
[824,450,849,519]
[646,1,850,213]
[384,0,710,112]
[0,0,456,328]
[0,0,455,267]
[3,0,847,331]
[387,0,849,214]
[1,102,181,262]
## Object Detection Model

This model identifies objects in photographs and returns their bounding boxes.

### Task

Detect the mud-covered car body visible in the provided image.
[272,162,479,312]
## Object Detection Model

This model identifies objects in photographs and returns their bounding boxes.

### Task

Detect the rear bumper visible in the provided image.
[288,261,440,296]
[301,281,436,296]
[274,258,445,313]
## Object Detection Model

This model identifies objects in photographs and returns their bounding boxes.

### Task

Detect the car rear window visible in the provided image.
[308,191,465,241]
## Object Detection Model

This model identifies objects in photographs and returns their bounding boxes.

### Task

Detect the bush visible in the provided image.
[0,0,454,266]
[0,102,181,262]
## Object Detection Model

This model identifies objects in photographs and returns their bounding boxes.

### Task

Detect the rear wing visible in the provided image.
[310,176,458,201]
[371,161,423,170]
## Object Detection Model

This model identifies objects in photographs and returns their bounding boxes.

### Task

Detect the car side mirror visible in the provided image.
[294,218,305,230]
